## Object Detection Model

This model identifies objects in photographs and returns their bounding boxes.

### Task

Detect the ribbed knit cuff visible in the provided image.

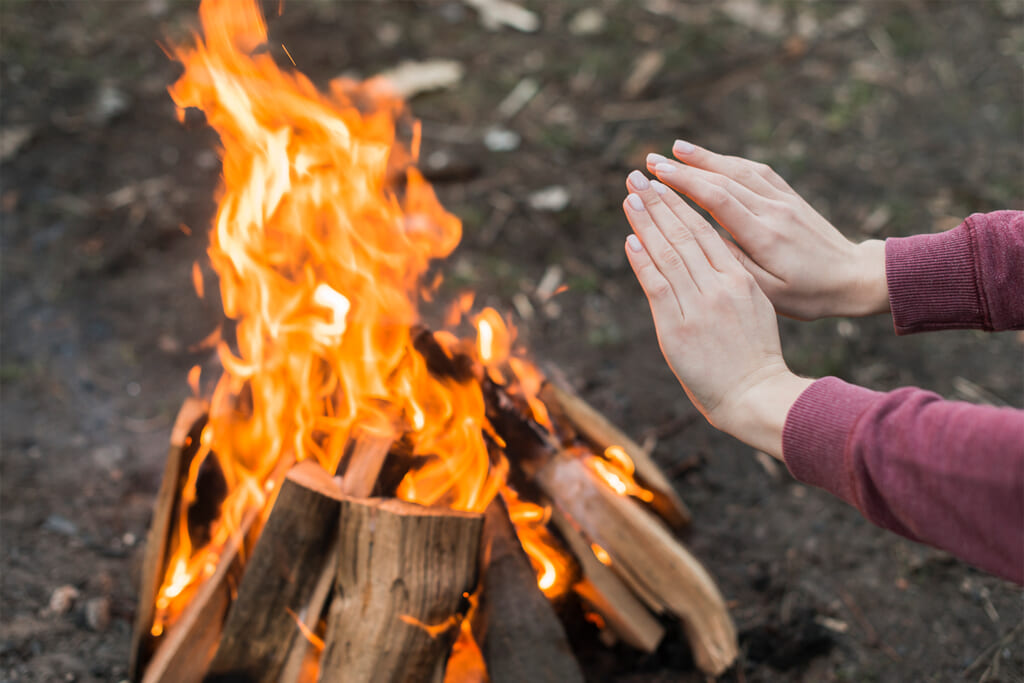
[885,221,986,335]
[782,377,882,507]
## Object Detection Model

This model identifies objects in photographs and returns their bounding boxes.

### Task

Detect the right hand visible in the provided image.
[645,141,889,321]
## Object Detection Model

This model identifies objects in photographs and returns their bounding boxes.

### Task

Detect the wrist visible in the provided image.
[848,239,889,316]
[714,370,814,460]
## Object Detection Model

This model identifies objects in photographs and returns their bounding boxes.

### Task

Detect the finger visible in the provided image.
[626,171,716,292]
[648,178,740,274]
[625,234,687,330]
[622,191,699,306]
[646,156,773,216]
[671,139,793,196]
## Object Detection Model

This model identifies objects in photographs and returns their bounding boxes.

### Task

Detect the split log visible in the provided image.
[536,454,737,675]
[278,433,397,681]
[207,460,344,681]
[338,429,394,496]
[141,506,257,683]
[472,496,583,683]
[539,379,691,528]
[549,509,664,653]
[140,456,294,683]
[130,398,207,681]
[318,498,484,683]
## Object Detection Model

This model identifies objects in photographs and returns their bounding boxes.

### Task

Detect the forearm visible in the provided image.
[783,377,1024,584]
[886,211,1024,333]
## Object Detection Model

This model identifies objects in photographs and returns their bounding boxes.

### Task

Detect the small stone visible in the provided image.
[527,185,570,212]
[48,586,79,615]
[375,20,401,47]
[568,7,605,36]
[88,82,131,126]
[84,597,111,632]
[43,515,78,537]
[91,445,126,471]
[483,127,521,152]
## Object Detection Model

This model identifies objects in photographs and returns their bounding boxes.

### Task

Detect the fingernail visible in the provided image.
[655,162,675,175]
[646,153,669,167]
[626,234,644,252]
[650,179,668,195]
[627,170,650,190]
[626,193,645,211]
[674,139,696,154]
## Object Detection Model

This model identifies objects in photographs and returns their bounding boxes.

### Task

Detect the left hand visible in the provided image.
[621,170,812,457]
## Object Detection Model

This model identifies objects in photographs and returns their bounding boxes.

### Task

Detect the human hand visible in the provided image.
[645,141,889,321]
[622,170,812,458]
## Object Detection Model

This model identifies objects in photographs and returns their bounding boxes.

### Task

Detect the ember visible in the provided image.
[129,0,737,680]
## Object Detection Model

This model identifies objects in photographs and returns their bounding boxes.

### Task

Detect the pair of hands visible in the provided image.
[621,141,888,458]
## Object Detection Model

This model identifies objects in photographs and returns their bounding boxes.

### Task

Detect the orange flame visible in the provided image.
[152,0,650,664]
[153,0,501,634]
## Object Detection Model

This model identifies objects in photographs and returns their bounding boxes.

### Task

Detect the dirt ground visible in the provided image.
[2,1,1022,681]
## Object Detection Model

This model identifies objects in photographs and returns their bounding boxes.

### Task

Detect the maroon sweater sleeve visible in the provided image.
[886,210,1024,334]
[783,378,1024,583]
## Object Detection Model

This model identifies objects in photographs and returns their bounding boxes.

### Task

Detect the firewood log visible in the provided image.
[141,508,256,683]
[318,498,484,683]
[549,509,664,653]
[536,454,737,676]
[207,460,344,681]
[472,497,584,683]
[130,398,207,681]
[539,380,691,528]
[140,456,294,683]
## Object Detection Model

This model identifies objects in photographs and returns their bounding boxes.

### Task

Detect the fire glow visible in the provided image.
[150,0,652,665]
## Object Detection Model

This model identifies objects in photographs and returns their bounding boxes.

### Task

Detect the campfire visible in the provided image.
[129,1,737,680]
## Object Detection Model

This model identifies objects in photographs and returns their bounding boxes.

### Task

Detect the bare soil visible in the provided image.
[2,1,1022,682]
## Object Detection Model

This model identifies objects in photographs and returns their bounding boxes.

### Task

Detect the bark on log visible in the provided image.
[536,454,737,675]
[549,509,664,653]
[539,380,691,528]
[130,398,207,681]
[318,498,484,683]
[207,461,344,681]
[472,497,584,683]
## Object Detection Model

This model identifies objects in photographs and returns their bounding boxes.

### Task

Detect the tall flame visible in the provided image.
[153,0,501,632]
[152,0,653,654]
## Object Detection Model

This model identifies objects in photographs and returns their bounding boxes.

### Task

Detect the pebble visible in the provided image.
[483,127,521,152]
[84,597,111,632]
[568,7,606,36]
[48,586,79,615]
[527,185,570,212]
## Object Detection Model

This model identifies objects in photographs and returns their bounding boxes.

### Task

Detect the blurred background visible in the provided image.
[1,1,1021,681]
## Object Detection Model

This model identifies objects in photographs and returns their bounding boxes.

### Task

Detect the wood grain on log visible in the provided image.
[536,454,736,675]
[472,497,583,683]
[318,498,484,683]
[129,398,207,681]
[539,380,691,528]
[549,509,664,653]
[208,460,344,681]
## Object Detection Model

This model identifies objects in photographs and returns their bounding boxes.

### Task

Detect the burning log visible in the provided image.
[318,497,484,683]
[549,509,665,653]
[539,379,691,528]
[472,496,584,683]
[141,505,257,683]
[129,398,206,681]
[536,454,737,676]
[207,460,344,681]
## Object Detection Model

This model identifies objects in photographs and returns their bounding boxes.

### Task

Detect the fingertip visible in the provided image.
[673,139,697,156]
[626,233,644,253]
